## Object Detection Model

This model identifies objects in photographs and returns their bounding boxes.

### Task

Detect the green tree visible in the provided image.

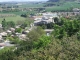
[54,17,59,24]
[34,35,51,49]
[27,27,45,41]
[15,28,22,33]
[20,22,27,29]
[7,21,15,28]
[2,18,7,30]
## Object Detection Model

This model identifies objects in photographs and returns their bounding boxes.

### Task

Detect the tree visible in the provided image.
[7,21,15,28]
[20,22,27,29]
[27,27,45,41]
[15,28,22,33]
[54,17,59,24]
[34,35,51,49]
[47,22,54,29]
[2,18,7,30]
[21,14,27,18]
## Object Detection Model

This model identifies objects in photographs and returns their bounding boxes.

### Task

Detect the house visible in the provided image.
[6,30,12,34]
[15,25,20,28]
[0,24,2,28]
[44,29,53,36]
[0,43,5,50]
[43,12,58,18]
[0,35,2,40]
[19,34,26,40]
[0,32,7,37]
[22,30,29,34]
[15,33,21,37]
[73,8,80,12]
[10,28,15,32]
[0,8,3,12]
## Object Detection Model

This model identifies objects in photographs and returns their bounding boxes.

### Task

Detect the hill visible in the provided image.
[48,0,77,2]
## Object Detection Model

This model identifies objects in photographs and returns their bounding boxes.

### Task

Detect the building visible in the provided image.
[34,12,58,25]
[73,8,80,12]
[0,24,2,28]
[44,29,53,36]
[19,34,26,40]
[0,32,7,37]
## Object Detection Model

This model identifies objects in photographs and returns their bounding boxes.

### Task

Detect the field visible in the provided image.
[20,3,44,8]
[0,1,80,24]
[45,2,80,11]
[0,10,37,15]
[0,15,26,23]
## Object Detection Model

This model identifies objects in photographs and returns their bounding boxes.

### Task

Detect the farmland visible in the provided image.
[0,1,80,24]
[45,2,80,11]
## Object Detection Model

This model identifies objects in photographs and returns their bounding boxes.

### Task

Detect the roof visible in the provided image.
[44,29,53,32]
[0,32,7,36]
[0,43,5,46]
[7,30,11,33]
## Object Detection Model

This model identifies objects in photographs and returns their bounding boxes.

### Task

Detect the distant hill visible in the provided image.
[48,0,77,2]
[48,0,59,2]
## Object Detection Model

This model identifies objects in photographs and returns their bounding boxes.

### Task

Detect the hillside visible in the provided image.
[48,0,77,2]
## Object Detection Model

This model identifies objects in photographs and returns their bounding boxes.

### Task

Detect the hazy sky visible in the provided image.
[0,0,48,2]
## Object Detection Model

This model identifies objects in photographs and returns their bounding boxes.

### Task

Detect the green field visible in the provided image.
[0,1,80,24]
[0,16,26,23]
[45,2,80,11]
[0,10,37,15]
[20,3,44,8]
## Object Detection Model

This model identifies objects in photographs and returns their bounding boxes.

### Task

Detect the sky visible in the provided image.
[0,0,48,2]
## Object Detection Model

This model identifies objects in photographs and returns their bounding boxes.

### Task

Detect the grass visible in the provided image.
[0,15,26,24]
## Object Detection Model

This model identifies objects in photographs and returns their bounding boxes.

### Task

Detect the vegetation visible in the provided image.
[0,1,80,60]
[0,17,80,60]
[15,28,22,33]
[0,16,26,24]
[2,19,15,30]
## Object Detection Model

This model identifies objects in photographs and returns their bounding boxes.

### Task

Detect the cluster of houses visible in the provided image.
[58,12,80,18]
[0,25,30,49]
[33,12,59,25]
[73,8,80,12]
[33,11,80,26]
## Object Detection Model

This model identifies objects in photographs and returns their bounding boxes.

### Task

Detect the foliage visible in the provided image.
[2,19,7,30]
[21,14,27,18]
[15,28,22,33]
[38,22,54,29]
[0,17,80,60]
[20,22,28,29]
[34,35,51,49]
[77,31,80,40]
[1,19,15,30]
[7,21,15,28]
[8,36,21,44]
[52,18,80,39]
[54,17,60,24]
[27,27,45,41]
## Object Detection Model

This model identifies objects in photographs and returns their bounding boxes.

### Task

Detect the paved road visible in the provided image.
[4,40,14,46]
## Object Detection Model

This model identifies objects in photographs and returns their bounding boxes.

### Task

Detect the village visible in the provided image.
[0,7,80,50]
